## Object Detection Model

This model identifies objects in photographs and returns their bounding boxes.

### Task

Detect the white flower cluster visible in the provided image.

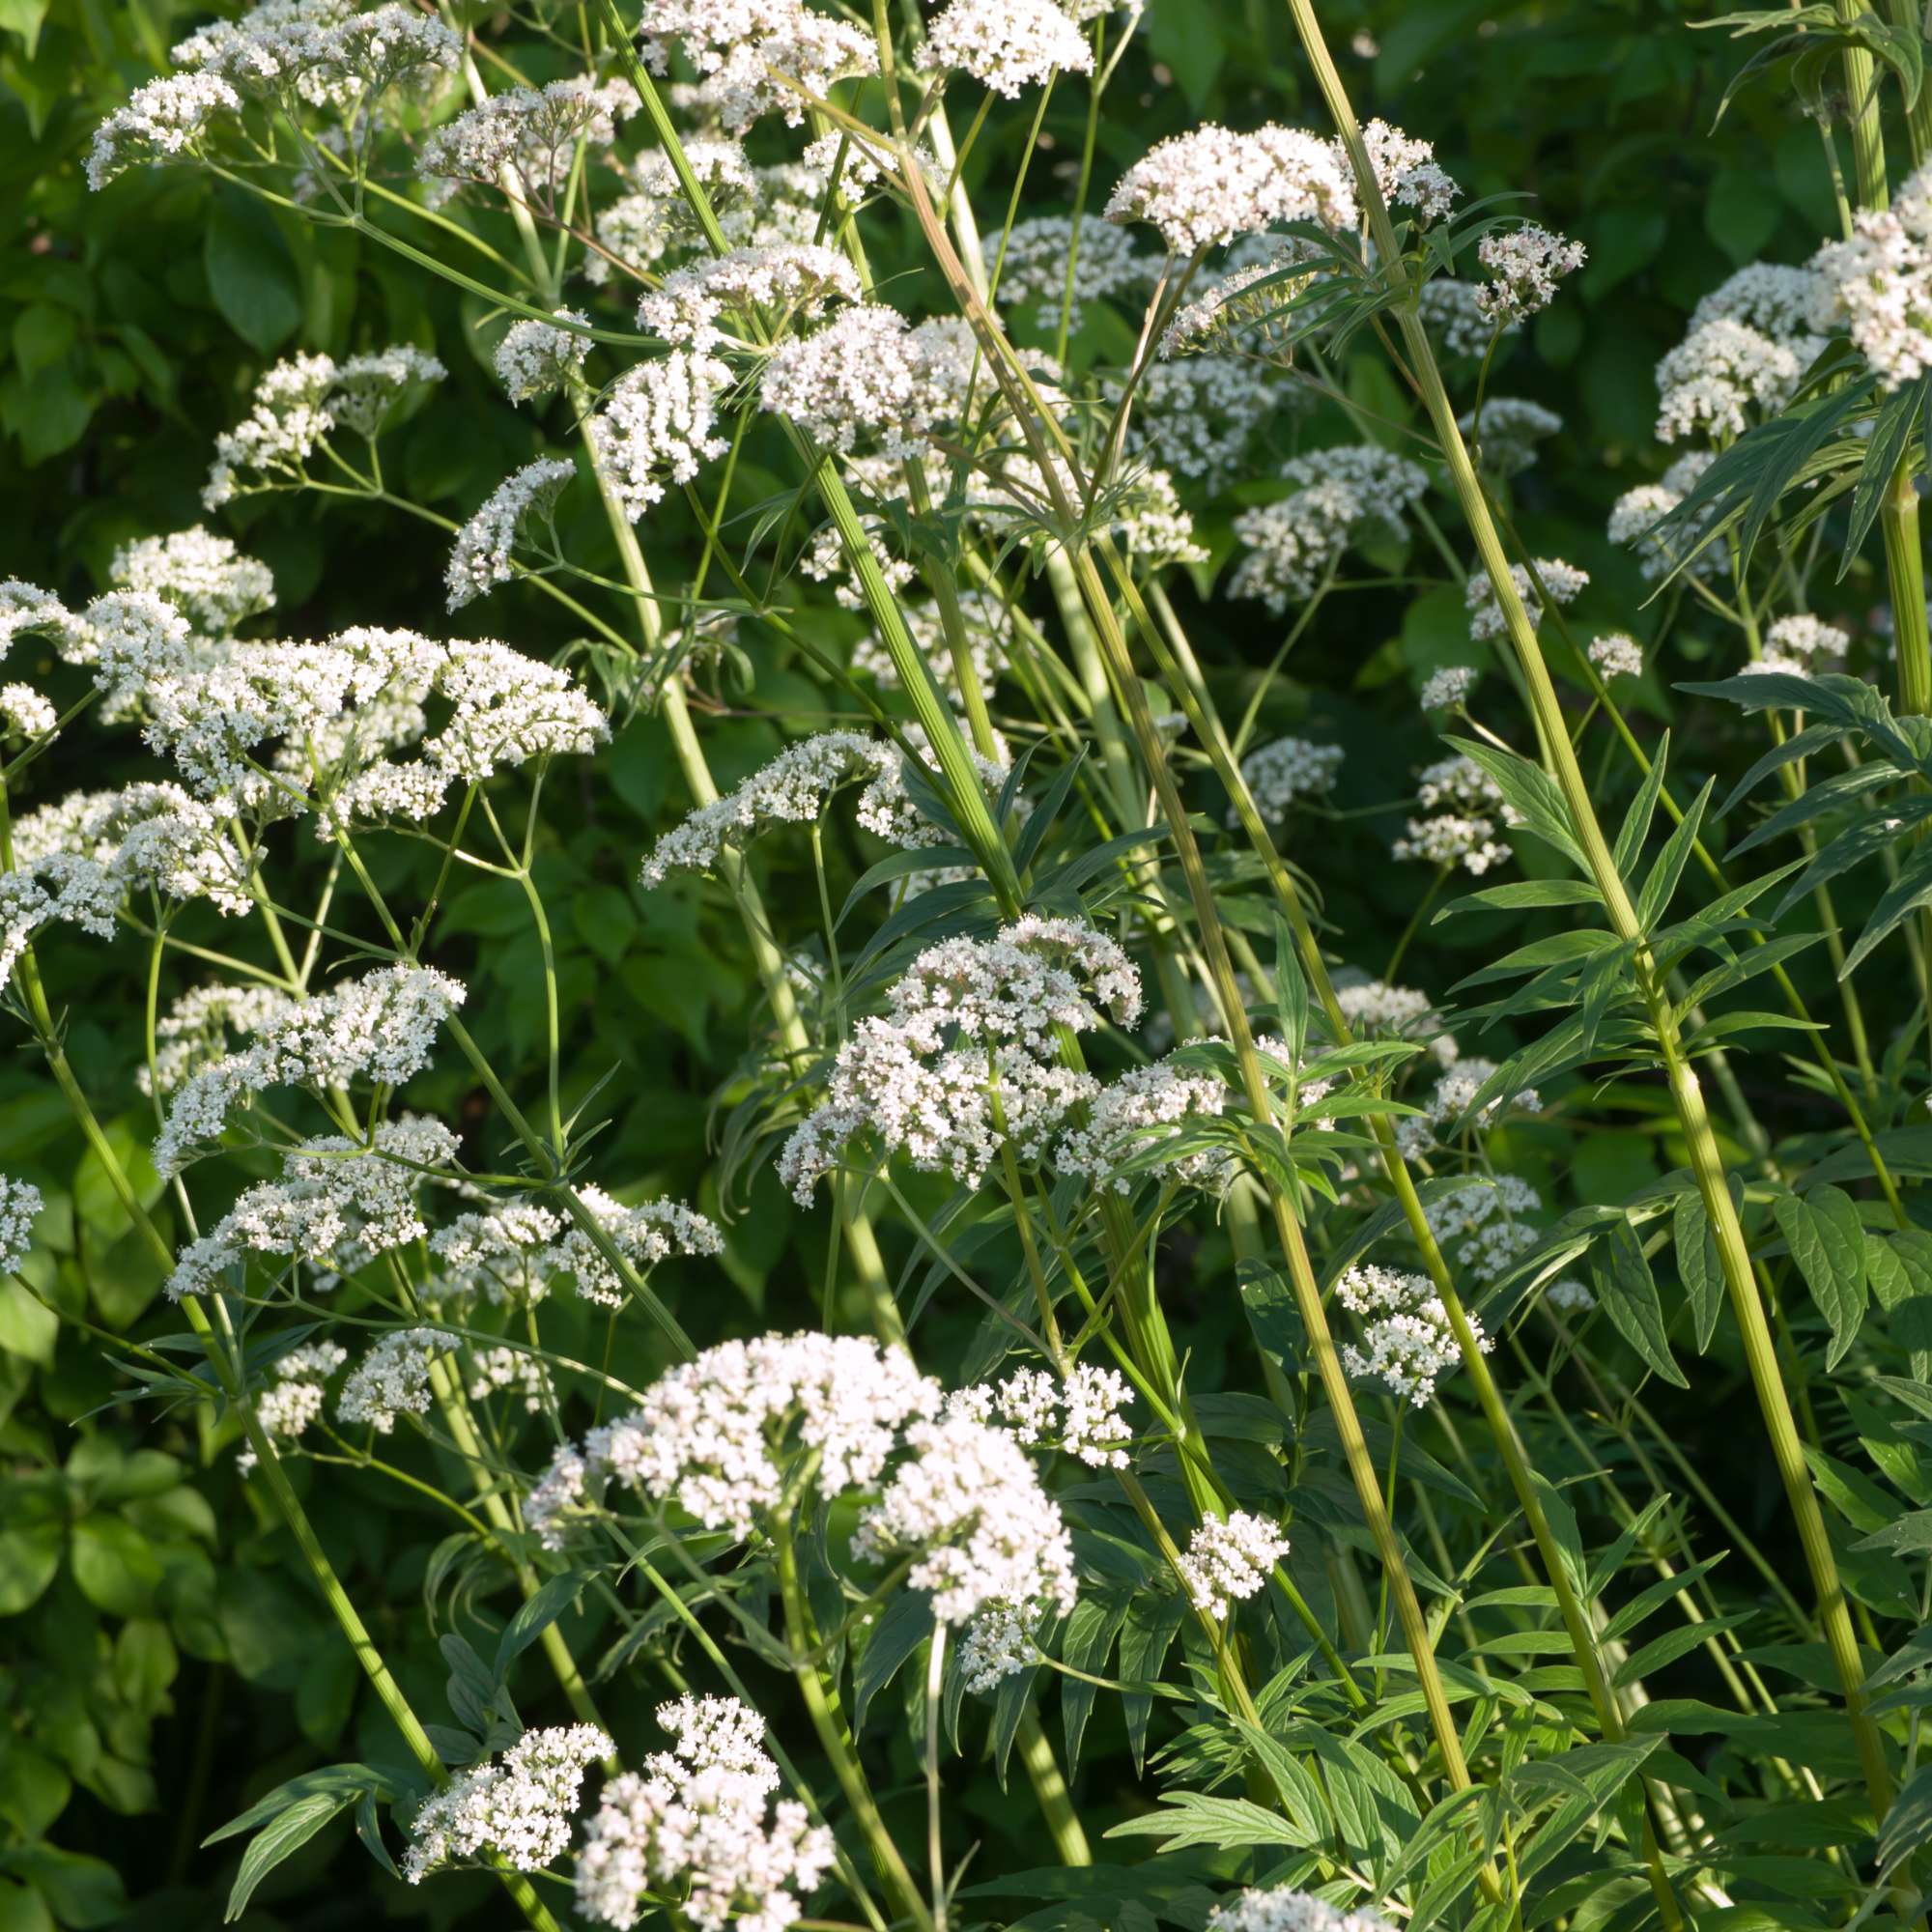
[446,458,578,610]
[1055,1051,1233,1195]
[575,1695,833,1932]
[1229,443,1429,611]
[851,592,1006,706]
[142,983,300,1096]
[0,1175,43,1275]
[1465,556,1587,642]
[1237,735,1346,819]
[542,1185,723,1309]
[1332,978,1459,1066]
[1546,1277,1597,1314]
[238,1340,347,1475]
[1175,1511,1290,1618]
[1104,123,1357,253]
[1359,118,1460,222]
[1420,665,1477,711]
[1475,224,1585,325]
[0,856,119,993]
[468,1347,554,1413]
[759,304,975,457]
[990,217,1152,331]
[1419,278,1514,357]
[635,0,877,131]
[1588,632,1645,681]
[170,0,459,111]
[1607,450,1718,582]
[1391,753,1521,876]
[1423,1173,1543,1283]
[1655,318,1803,443]
[1208,1889,1397,1932]
[1458,396,1562,477]
[1125,356,1278,492]
[406,1725,613,1880]
[587,140,759,281]
[1747,612,1851,678]
[12,783,254,920]
[639,729,1009,886]
[87,71,242,189]
[204,347,445,507]
[1397,1061,1542,1164]
[428,1201,566,1304]
[956,1363,1134,1467]
[925,0,1094,97]
[495,311,591,404]
[167,1117,460,1299]
[1337,1264,1488,1406]
[1813,163,1932,389]
[420,77,639,205]
[639,243,861,350]
[591,350,733,521]
[854,1408,1078,1690]
[337,1325,448,1434]
[153,963,465,1174]
[111,526,275,636]
[778,916,1142,1201]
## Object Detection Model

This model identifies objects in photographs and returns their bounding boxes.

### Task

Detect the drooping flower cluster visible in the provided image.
[778,917,1142,1200]
[1175,1511,1291,1618]
[337,1325,449,1434]
[1655,318,1803,443]
[169,0,461,113]
[86,71,243,189]
[405,1725,614,1880]
[991,217,1152,331]
[1459,396,1563,477]
[420,77,639,208]
[111,526,275,635]
[495,311,592,404]
[635,0,877,132]
[575,1695,834,1932]
[446,458,578,609]
[640,727,1013,886]
[854,1408,1079,1689]
[1747,612,1851,677]
[1588,632,1645,681]
[541,1186,724,1308]
[1336,1264,1489,1406]
[638,243,861,350]
[591,351,734,520]
[1357,118,1461,222]
[759,304,975,457]
[1420,665,1477,711]
[1332,979,1459,1067]
[1399,1063,1543,1163]
[1420,277,1513,357]
[1607,450,1718,582]
[1126,357,1278,492]
[952,1363,1134,1468]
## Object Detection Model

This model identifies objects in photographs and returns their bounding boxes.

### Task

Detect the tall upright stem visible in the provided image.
[1278,0,1894,1824]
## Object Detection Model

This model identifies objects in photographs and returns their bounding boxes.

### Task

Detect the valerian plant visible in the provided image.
[11,0,1932,1926]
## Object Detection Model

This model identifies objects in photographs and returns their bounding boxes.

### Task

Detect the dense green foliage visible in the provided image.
[10,1,1932,1930]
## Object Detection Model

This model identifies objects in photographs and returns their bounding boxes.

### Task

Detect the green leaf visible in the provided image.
[1445,736,1587,871]
[852,1591,933,1734]
[1435,878,1604,922]
[1880,1763,1932,1876]
[0,1523,61,1616]
[1591,1221,1688,1387]
[1612,1612,1753,1688]
[1612,735,1670,883]
[1772,1187,1867,1368]
[1103,1790,1313,1853]
[1636,779,1713,931]
[223,1792,355,1921]
[1060,1591,1128,1773]
[1843,373,1930,570]
[1674,1189,1725,1353]
[204,191,303,355]
[1842,838,1932,978]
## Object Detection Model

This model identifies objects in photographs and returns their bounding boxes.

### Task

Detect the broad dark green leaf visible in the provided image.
[1772,1187,1866,1368]
[1590,1221,1688,1387]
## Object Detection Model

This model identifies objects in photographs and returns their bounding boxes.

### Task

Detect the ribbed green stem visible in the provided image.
[1015,1713,1092,1864]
